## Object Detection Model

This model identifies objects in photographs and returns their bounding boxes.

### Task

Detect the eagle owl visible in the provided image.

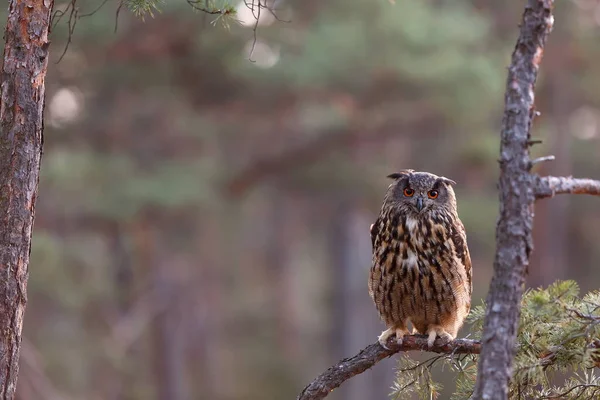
[368,170,472,348]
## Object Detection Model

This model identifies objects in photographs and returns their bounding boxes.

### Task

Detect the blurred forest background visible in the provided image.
[2,0,600,399]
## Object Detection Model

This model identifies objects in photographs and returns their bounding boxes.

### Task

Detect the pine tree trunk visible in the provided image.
[0,1,53,397]
[472,1,554,398]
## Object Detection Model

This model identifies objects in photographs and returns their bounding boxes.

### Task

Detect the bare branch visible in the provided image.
[265,0,290,23]
[535,176,600,198]
[529,155,555,168]
[473,1,555,399]
[247,0,261,62]
[56,0,79,64]
[527,138,544,146]
[79,0,110,18]
[296,336,481,400]
[186,0,235,15]
[114,0,124,33]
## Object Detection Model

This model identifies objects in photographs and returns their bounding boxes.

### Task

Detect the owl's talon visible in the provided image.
[378,328,394,348]
[395,327,409,346]
[427,327,454,348]
[439,333,453,346]
[378,326,410,348]
[427,331,436,348]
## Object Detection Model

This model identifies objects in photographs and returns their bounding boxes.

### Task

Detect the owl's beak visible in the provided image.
[416,196,424,212]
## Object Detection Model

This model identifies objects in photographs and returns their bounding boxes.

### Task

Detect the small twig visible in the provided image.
[529,155,555,168]
[398,354,445,374]
[527,139,544,146]
[535,176,600,199]
[56,0,79,64]
[539,384,600,399]
[248,0,261,62]
[296,336,480,400]
[266,0,290,23]
[79,0,110,18]
[565,307,600,322]
[114,0,124,33]
[51,0,76,30]
[187,0,233,15]
[53,0,111,63]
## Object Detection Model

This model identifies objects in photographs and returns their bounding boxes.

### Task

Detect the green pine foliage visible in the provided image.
[393,281,600,399]
[126,0,237,23]
[126,0,164,18]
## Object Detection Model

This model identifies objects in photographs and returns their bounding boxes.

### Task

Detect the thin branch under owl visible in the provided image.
[296,336,481,400]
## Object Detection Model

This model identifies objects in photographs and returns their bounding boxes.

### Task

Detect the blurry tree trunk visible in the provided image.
[197,213,227,400]
[131,212,188,400]
[147,216,187,400]
[108,222,135,400]
[266,188,297,359]
[329,199,359,400]
[329,199,392,400]
[0,1,53,398]
[330,199,352,362]
[193,224,221,399]
[152,260,187,400]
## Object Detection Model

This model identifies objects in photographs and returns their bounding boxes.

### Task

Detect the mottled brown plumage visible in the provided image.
[368,170,472,348]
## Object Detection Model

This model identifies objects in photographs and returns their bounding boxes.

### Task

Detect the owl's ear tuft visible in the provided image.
[387,169,414,180]
[437,177,457,186]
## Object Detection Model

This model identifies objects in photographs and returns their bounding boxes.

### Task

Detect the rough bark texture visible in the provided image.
[0,0,53,398]
[472,1,555,399]
[296,336,481,400]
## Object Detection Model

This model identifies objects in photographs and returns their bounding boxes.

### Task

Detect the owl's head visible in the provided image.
[383,170,457,216]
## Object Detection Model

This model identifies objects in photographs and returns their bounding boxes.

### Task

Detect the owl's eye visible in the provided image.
[428,190,439,199]
[403,188,415,197]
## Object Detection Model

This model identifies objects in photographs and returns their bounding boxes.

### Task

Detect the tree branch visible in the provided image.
[535,176,600,198]
[296,336,481,400]
[473,1,555,399]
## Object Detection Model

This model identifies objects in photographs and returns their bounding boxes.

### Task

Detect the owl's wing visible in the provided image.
[370,217,380,250]
[452,219,472,309]
[368,217,383,301]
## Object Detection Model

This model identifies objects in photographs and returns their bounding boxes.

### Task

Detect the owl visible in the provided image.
[368,170,472,348]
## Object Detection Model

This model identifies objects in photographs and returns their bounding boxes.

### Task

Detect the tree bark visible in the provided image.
[0,1,53,398]
[472,1,555,399]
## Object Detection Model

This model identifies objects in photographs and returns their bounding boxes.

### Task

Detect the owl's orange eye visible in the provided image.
[428,190,439,199]
[403,188,414,197]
